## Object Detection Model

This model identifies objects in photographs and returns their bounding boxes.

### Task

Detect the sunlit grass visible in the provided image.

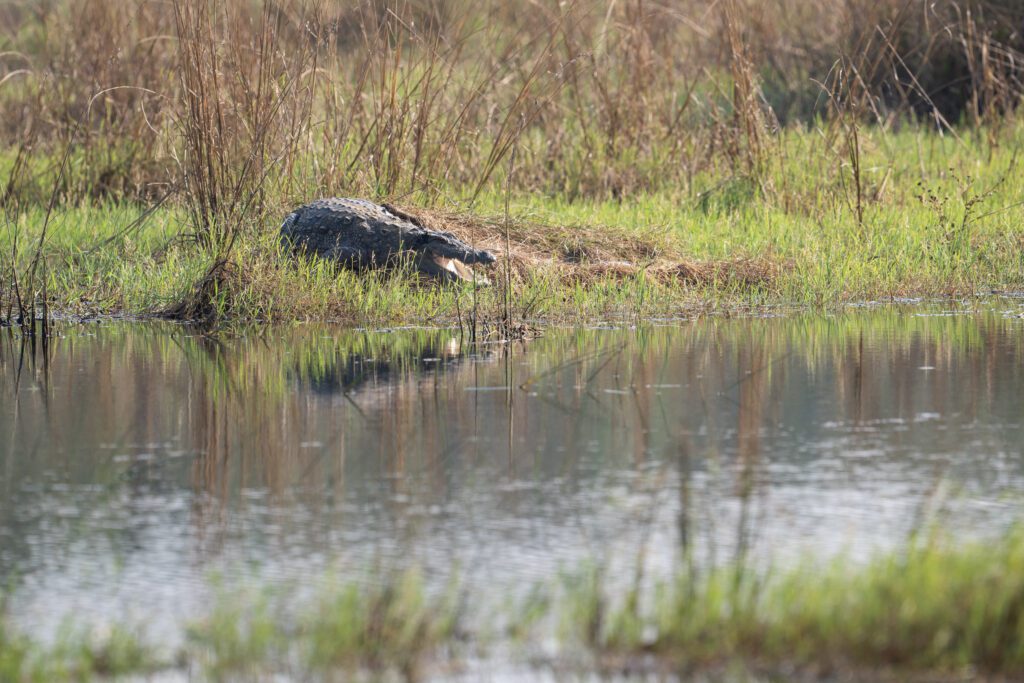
[2,125,1023,325]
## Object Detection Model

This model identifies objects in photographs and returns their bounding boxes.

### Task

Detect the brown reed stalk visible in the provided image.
[0,0,1021,214]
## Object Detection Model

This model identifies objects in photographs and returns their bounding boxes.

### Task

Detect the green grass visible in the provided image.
[0,604,157,683]
[7,529,1024,680]
[729,530,1024,673]
[2,124,1024,326]
[557,528,1024,678]
[162,568,458,681]
[1,568,459,682]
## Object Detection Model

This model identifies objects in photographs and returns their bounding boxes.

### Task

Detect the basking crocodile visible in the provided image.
[280,198,495,282]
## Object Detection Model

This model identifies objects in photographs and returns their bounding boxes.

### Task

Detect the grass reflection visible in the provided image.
[2,306,1024,679]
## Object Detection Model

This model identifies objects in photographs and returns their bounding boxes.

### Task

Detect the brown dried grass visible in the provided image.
[2,0,1021,207]
[397,205,788,291]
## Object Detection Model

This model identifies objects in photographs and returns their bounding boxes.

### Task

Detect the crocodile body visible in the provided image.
[280,198,495,282]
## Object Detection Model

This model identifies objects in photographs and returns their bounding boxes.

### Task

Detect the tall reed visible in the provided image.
[2,0,1019,208]
[1,0,1022,324]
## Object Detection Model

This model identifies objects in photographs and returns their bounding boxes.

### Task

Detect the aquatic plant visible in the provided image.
[565,528,1024,677]
[0,598,157,682]
[186,569,460,681]
[7,526,1024,679]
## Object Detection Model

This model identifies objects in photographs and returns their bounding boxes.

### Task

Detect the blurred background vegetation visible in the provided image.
[1,0,1021,206]
[0,0,1022,324]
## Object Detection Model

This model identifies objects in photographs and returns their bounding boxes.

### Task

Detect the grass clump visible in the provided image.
[564,528,1024,677]
[0,598,157,682]
[8,533,1024,679]
[764,532,1024,673]
[0,605,34,683]
[302,570,459,679]
[186,569,459,681]
[186,584,287,681]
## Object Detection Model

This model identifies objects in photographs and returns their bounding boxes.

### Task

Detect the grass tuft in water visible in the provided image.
[8,531,1024,679]
[566,528,1024,677]
[302,569,460,678]
[185,569,460,681]
[0,604,33,683]
[0,597,158,682]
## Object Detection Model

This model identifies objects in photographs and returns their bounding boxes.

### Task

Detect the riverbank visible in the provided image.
[3,125,1023,328]
[3,0,1024,328]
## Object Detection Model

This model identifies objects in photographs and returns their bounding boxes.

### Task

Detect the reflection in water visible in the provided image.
[2,303,1024,642]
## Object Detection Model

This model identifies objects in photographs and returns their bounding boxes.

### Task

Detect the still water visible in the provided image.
[2,302,1024,647]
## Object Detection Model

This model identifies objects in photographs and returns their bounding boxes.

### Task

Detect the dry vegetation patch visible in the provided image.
[1,0,1022,325]
[402,205,789,291]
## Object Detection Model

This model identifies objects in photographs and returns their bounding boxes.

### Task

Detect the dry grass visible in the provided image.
[1,0,1021,205]
[403,204,787,291]
[1,0,1022,326]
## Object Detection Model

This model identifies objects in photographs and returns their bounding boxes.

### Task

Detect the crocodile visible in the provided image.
[280,198,495,283]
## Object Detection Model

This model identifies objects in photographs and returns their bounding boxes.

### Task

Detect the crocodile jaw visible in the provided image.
[416,251,491,286]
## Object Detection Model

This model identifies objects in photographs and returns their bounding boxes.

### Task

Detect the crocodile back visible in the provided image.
[280,197,495,269]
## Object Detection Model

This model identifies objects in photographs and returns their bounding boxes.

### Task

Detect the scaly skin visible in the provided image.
[280,198,495,282]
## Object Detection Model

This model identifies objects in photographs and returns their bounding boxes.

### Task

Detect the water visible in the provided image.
[2,302,1024,655]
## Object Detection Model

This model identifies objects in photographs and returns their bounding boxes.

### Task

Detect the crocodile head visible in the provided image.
[468,248,498,265]
[415,250,491,285]
[421,232,496,266]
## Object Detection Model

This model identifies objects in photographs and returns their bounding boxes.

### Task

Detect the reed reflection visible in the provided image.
[1,306,1023,605]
